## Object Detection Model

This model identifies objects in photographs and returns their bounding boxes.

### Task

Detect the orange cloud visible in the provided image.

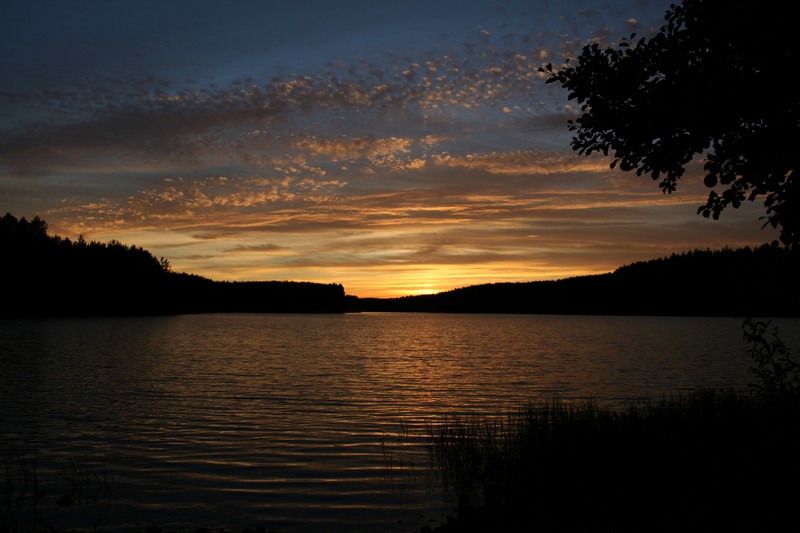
[434,150,610,175]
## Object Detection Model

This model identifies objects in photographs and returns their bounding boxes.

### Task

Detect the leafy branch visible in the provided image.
[743,318,799,397]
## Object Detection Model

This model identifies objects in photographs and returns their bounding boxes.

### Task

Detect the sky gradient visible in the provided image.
[1,0,779,297]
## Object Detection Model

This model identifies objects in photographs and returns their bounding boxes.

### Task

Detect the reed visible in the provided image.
[1,447,113,533]
[426,390,800,532]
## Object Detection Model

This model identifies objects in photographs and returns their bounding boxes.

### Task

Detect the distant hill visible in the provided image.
[350,246,800,317]
[0,213,345,317]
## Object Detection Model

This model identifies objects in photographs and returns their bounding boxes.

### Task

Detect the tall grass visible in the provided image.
[2,448,42,533]
[425,318,800,532]
[1,447,113,533]
[426,390,800,532]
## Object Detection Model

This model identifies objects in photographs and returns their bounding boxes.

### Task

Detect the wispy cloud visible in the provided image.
[433,150,608,175]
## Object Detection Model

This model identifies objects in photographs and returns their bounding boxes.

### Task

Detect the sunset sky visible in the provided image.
[1,0,779,297]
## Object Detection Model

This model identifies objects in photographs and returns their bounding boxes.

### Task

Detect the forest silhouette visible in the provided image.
[0,213,345,317]
[3,212,798,318]
[350,245,800,316]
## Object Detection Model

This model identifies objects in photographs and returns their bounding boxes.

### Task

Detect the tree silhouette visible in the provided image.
[1,213,346,317]
[540,0,800,246]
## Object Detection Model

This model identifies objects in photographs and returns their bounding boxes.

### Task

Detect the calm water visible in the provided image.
[2,313,798,532]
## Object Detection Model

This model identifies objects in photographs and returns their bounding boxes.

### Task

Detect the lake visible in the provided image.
[2,313,798,532]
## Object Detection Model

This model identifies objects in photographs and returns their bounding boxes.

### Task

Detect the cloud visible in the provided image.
[294,135,412,162]
[433,150,609,175]
[0,24,571,178]
[44,174,349,236]
[48,150,709,241]
[224,243,286,252]
[291,134,444,171]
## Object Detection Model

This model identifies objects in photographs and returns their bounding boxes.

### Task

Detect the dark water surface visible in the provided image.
[2,313,798,532]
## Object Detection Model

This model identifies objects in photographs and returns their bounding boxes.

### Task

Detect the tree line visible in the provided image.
[0,213,345,317]
[352,245,800,317]
[4,212,797,317]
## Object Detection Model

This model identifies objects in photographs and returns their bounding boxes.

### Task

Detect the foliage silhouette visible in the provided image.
[540,0,800,246]
[743,318,800,398]
[0,213,345,317]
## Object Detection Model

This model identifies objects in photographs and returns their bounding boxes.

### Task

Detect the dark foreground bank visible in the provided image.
[424,389,800,533]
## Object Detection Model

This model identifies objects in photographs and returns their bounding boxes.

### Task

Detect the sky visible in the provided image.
[0,0,780,298]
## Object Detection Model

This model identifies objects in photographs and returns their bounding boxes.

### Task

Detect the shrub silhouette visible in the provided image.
[743,318,800,398]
